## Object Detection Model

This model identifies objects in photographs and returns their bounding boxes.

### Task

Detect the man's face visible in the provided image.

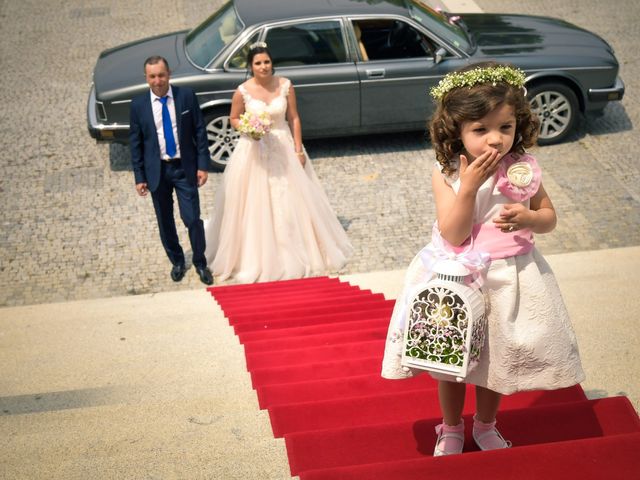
[144,61,170,97]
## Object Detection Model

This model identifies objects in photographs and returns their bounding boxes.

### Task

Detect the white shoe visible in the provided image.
[433,420,465,456]
[472,416,512,451]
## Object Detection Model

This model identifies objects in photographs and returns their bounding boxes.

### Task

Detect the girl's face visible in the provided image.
[251,53,273,78]
[460,103,516,162]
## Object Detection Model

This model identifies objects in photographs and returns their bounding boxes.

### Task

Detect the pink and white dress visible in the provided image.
[381,153,585,394]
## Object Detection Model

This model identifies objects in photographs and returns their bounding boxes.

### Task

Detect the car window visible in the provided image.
[354,19,436,61]
[227,32,261,69]
[408,0,471,52]
[265,21,347,67]
[186,1,243,68]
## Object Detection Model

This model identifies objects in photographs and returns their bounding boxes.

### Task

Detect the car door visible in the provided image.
[352,17,465,132]
[263,19,360,137]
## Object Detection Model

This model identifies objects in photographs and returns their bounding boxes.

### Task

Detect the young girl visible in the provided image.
[381,62,585,456]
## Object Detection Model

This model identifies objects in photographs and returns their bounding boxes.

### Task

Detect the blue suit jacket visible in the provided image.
[129,86,209,192]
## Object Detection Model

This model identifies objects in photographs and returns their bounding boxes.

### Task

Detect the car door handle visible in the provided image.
[366,68,386,79]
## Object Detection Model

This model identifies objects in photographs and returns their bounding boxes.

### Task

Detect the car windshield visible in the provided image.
[407,0,471,53]
[186,1,243,68]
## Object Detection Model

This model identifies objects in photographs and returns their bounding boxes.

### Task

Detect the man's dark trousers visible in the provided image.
[151,159,206,269]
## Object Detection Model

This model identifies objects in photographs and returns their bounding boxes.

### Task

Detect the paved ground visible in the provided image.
[0,0,639,307]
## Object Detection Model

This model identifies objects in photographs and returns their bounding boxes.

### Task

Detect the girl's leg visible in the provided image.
[473,386,511,450]
[434,380,466,456]
[475,385,502,422]
[438,380,466,425]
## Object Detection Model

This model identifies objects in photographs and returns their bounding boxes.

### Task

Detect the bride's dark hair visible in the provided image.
[247,44,275,75]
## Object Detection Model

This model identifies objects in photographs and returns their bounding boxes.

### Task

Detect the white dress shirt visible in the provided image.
[150,87,182,160]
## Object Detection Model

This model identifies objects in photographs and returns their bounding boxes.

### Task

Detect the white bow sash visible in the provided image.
[419,227,491,290]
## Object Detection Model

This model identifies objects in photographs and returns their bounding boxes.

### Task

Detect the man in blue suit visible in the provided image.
[129,55,213,285]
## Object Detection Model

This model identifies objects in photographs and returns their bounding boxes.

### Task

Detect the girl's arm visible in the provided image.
[285,82,305,163]
[229,88,245,130]
[432,166,476,245]
[433,150,502,246]
[493,183,557,234]
[529,184,557,233]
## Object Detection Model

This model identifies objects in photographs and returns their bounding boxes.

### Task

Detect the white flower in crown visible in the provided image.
[430,65,526,101]
[249,41,268,50]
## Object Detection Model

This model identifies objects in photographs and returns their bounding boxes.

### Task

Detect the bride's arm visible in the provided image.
[285,83,305,164]
[229,89,245,130]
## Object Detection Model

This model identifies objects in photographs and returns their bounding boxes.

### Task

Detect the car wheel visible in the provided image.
[527,83,579,145]
[204,108,239,171]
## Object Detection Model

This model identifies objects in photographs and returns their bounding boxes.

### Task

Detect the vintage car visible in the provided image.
[87,0,624,170]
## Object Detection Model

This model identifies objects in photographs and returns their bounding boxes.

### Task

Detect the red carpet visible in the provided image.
[208,276,640,479]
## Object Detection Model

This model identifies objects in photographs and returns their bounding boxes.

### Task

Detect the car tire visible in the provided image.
[204,107,239,171]
[527,82,579,146]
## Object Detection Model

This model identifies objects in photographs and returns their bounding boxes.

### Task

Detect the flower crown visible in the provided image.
[430,65,526,101]
[249,41,268,50]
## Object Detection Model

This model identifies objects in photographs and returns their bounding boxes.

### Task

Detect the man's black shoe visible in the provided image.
[171,264,187,282]
[195,266,214,285]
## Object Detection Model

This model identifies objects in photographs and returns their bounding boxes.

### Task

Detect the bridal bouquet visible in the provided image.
[236,111,272,140]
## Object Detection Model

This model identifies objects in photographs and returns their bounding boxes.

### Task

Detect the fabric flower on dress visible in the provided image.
[495,153,541,202]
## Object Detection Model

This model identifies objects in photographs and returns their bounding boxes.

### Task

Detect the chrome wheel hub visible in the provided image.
[530,91,573,141]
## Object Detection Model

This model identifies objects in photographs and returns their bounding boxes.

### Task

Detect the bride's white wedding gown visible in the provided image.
[204,78,353,283]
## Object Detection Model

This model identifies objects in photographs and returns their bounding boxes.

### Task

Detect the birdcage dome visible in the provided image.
[433,258,471,283]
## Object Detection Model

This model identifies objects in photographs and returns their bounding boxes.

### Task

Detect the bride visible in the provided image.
[204,42,353,283]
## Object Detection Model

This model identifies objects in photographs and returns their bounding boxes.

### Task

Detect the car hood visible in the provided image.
[93,30,196,100]
[462,13,616,62]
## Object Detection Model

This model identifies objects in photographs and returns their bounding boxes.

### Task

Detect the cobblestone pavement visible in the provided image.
[0,0,638,307]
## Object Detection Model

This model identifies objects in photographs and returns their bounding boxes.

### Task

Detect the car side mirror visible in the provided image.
[434,47,446,64]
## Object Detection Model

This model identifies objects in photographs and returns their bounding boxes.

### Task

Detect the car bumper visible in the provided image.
[588,75,625,103]
[87,84,130,142]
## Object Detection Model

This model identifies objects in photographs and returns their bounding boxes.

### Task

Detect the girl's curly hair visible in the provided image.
[428,62,540,177]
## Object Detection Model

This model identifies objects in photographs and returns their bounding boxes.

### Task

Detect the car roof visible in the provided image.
[234,0,410,26]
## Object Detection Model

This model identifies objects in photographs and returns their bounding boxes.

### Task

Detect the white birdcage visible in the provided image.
[401,258,486,382]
